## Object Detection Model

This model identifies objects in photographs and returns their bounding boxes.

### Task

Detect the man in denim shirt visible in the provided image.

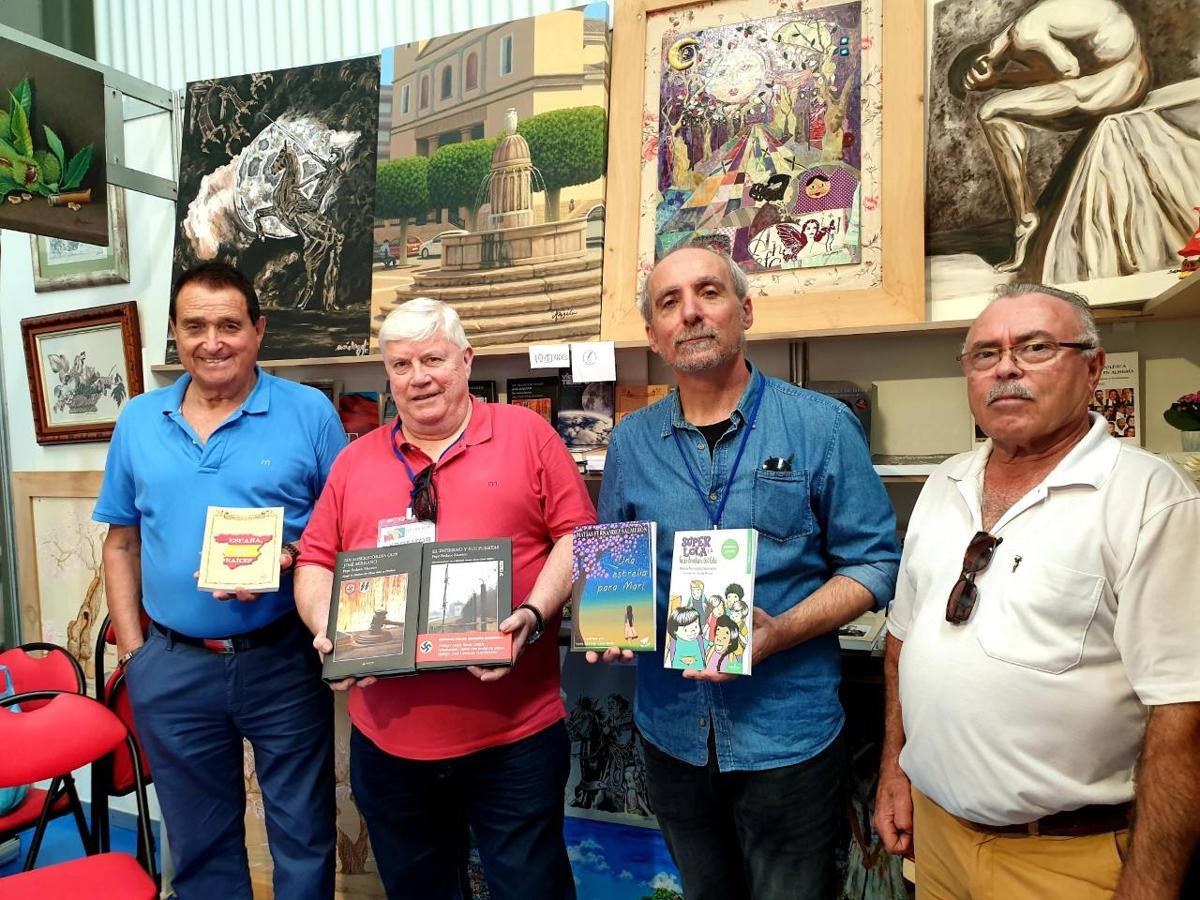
[593,240,899,899]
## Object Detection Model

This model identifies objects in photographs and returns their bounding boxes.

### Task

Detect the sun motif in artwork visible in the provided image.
[706,47,767,103]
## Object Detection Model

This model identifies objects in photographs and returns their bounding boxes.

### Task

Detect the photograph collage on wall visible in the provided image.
[926,0,1200,308]
[169,56,381,361]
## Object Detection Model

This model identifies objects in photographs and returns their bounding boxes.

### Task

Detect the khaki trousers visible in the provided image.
[912,789,1129,900]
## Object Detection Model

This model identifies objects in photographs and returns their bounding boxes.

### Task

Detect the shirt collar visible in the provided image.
[661,360,762,438]
[947,412,1118,489]
[163,366,270,416]
[393,396,494,455]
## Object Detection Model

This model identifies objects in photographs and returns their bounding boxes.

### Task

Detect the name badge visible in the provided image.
[377,517,435,547]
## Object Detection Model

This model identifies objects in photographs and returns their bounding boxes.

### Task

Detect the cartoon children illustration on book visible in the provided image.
[726,596,750,669]
[665,605,706,670]
[705,615,744,675]
[704,593,725,642]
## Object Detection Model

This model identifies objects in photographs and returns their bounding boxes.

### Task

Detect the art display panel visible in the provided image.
[602,0,924,343]
[926,0,1200,309]
[170,57,380,362]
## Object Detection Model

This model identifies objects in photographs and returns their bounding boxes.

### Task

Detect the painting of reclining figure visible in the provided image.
[170,57,380,361]
[927,0,1200,307]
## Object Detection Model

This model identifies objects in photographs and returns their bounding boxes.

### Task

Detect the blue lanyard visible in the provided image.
[670,372,765,529]
[390,420,465,482]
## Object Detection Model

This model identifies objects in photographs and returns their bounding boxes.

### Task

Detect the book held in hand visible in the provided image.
[665,529,757,676]
[197,506,284,592]
[570,522,657,652]
[322,539,513,682]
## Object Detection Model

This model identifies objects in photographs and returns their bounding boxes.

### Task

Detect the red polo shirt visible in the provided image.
[300,398,595,760]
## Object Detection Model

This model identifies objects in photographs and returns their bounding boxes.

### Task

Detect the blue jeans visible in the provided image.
[124,616,335,899]
[642,726,846,900]
[350,721,575,900]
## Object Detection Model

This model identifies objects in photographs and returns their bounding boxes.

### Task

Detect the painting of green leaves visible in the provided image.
[0,37,107,245]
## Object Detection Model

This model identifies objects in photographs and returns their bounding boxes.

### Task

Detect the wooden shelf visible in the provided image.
[1142,273,1200,318]
[146,294,1167,374]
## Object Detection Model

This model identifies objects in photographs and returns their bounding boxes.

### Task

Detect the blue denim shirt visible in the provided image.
[597,364,899,771]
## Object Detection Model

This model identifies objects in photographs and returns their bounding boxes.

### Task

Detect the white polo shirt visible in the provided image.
[889,414,1200,826]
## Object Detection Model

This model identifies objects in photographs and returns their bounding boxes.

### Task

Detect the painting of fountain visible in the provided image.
[381,108,603,347]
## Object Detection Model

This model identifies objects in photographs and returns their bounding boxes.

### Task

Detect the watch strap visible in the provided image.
[516,603,545,645]
[118,648,139,668]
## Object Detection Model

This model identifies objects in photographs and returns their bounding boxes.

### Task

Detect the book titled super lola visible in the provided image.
[321,538,513,682]
[665,528,757,676]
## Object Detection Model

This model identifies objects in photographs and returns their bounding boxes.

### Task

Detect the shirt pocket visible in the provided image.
[976,559,1104,674]
[751,469,813,542]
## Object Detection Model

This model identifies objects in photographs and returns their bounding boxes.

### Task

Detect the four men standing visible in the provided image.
[92,258,1198,898]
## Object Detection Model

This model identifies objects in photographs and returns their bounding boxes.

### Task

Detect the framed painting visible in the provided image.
[11,470,113,685]
[20,301,143,445]
[30,187,130,292]
[926,0,1200,310]
[602,0,924,342]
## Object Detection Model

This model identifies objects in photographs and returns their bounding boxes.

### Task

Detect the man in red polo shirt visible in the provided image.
[295,298,594,900]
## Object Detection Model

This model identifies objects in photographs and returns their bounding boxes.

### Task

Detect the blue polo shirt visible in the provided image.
[94,368,348,637]
[598,363,900,771]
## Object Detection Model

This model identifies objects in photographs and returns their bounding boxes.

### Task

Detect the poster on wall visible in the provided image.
[638,0,884,301]
[371,4,609,349]
[560,651,656,828]
[926,0,1200,310]
[0,37,108,245]
[1088,351,1141,444]
[169,57,380,362]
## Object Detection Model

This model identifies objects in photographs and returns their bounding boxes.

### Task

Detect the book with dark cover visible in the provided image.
[469,380,498,403]
[322,539,513,681]
[416,539,513,670]
[323,544,423,681]
[506,376,560,426]
[570,522,656,652]
[558,375,615,450]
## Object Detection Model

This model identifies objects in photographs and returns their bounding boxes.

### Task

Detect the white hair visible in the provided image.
[377,297,470,350]
[963,282,1101,358]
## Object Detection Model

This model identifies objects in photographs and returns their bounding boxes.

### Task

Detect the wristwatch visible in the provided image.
[282,542,301,566]
[517,603,545,645]
[118,648,139,668]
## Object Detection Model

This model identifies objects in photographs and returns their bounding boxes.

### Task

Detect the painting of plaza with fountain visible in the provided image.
[371,4,610,349]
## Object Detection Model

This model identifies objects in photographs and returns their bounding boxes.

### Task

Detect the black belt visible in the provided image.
[959,802,1132,837]
[152,610,301,654]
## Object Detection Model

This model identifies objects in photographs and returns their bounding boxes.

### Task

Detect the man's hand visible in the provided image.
[467,606,536,682]
[685,607,781,682]
[585,647,634,664]
[875,766,915,859]
[312,631,376,692]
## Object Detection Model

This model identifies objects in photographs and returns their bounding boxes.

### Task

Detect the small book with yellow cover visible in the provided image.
[198,506,285,592]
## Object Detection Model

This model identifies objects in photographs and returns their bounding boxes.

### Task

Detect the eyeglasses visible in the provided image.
[945,531,1003,624]
[957,340,1093,372]
[410,465,438,523]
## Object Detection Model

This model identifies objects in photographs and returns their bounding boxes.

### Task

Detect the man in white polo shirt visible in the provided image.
[875,283,1200,899]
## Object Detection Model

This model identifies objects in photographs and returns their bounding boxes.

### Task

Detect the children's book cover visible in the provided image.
[665,529,757,676]
[570,522,657,652]
[197,506,284,592]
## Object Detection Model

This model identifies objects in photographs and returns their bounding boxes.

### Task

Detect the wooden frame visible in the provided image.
[11,470,104,645]
[20,301,143,445]
[30,187,130,292]
[601,0,926,342]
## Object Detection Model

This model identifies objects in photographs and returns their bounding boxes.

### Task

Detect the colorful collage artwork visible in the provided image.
[654,2,864,274]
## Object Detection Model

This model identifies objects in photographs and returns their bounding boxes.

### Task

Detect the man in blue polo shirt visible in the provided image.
[593,241,900,900]
[94,262,347,899]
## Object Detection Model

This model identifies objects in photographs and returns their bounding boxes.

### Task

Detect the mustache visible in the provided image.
[987,382,1034,404]
[674,327,718,347]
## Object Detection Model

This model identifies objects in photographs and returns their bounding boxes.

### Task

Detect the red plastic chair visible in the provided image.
[91,614,154,862]
[0,690,157,899]
[0,642,88,869]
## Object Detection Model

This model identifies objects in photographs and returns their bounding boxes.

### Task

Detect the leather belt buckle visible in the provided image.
[201,638,236,654]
